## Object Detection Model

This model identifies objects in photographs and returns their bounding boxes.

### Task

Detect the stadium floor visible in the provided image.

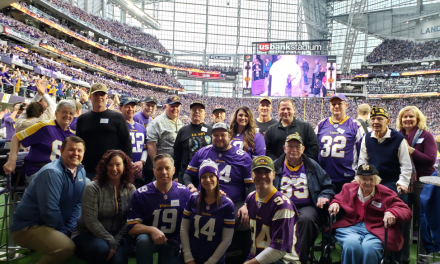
[0,195,430,264]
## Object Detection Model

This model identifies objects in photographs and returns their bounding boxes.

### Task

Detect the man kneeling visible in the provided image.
[11,136,87,264]
[245,156,300,264]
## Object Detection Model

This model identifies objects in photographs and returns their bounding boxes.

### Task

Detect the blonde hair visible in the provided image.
[357,104,371,115]
[354,175,382,185]
[396,106,427,131]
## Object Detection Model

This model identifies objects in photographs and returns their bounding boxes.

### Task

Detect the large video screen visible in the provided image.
[243,55,336,97]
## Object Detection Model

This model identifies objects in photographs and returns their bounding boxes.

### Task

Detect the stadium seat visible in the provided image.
[0,152,29,262]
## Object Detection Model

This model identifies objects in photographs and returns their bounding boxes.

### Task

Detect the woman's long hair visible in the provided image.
[93,150,134,189]
[197,174,221,214]
[229,106,257,152]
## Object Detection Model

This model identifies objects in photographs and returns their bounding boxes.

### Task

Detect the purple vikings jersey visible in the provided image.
[280,161,314,207]
[185,145,254,202]
[230,132,266,159]
[315,116,365,183]
[133,111,152,129]
[17,120,75,176]
[4,113,16,141]
[246,188,300,263]
[127,181,191,242]
[182,193,235,263]
[126,121,147,163]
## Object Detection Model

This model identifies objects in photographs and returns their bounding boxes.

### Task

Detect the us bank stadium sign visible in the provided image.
[252,40,329,55]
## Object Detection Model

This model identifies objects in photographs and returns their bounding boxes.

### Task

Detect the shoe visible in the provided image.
[304,82,309,85]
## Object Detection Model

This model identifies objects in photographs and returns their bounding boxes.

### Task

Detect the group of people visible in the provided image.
[365,38,440,63]
[1,82,437,264]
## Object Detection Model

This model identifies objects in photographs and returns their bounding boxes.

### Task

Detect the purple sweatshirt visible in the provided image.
[401,127,437,178]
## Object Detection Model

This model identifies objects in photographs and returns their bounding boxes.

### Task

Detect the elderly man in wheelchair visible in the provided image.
[328,164,412,264]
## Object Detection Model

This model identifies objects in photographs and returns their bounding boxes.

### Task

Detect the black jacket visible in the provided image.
[274,153,335,212]
[265,118,319,162]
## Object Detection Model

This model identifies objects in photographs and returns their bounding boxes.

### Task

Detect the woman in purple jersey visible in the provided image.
[72,150,135,264]
[229,106,266,159]
[181,160,235,264]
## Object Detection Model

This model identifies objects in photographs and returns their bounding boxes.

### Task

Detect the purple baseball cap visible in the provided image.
[329,93,347,102]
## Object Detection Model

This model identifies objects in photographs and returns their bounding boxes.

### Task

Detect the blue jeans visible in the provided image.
[335,222,383,264]
[73,232,132,264]
[303,72,308,83]
[136,234,184,264]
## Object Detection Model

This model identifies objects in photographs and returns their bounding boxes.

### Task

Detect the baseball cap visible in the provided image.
[90,83,108,94]
[370,106,389,119]
[211,122,228,133]
[259,97,272,104]
[165,95,181,105]
[212,105,226,114]
[251,156,275,172]
[119,97,137,106]
[286,132,303,145]
[329,93,347,102]
[357,164,379,176]
[143,96,157,104]
[190,100,205,109]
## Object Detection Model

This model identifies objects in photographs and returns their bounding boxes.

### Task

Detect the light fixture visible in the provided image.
[421,18,423,20]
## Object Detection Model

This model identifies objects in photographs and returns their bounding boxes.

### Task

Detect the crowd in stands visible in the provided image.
[0,12,184,90]
[36,0,170,54]
[16,1,241,73]
[351,64,438,75]
[366,39,440,63]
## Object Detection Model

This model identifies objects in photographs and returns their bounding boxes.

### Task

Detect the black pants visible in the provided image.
[311,73,317,91]
[297,205,326,264]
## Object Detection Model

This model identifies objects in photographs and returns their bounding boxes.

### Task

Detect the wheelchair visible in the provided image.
[318,213,398,264]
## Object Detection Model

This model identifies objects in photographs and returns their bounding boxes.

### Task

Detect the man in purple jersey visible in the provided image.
[315,93,365,193]
[127,154,190,264]
[184,122,254,227]
[275,133,335,264]
[3,100,76,183]
[133,96,157,128]
[69,100,83,132]
[245,156,300,264]
[120,97,148,187]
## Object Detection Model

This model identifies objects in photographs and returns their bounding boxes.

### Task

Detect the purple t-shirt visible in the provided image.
[280,160,314,207]
[316,117,364,183]
[182,193,235,263]
[185,145,254,202]
[133,111,152,129]
[16,120,75,176]
[70,117,78,131]
[127,181,191,242]
[126,121,146,162]
[4,113,16,141]
[246,188,300,263]
[230,132,266,159]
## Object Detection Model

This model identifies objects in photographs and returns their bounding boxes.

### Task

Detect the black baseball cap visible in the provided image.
[357,164,379,176]
[143,96,157,104]
[120,97,137,106]
[190,100,205,109]
[166,95,181,105]
[212,105,226,114]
